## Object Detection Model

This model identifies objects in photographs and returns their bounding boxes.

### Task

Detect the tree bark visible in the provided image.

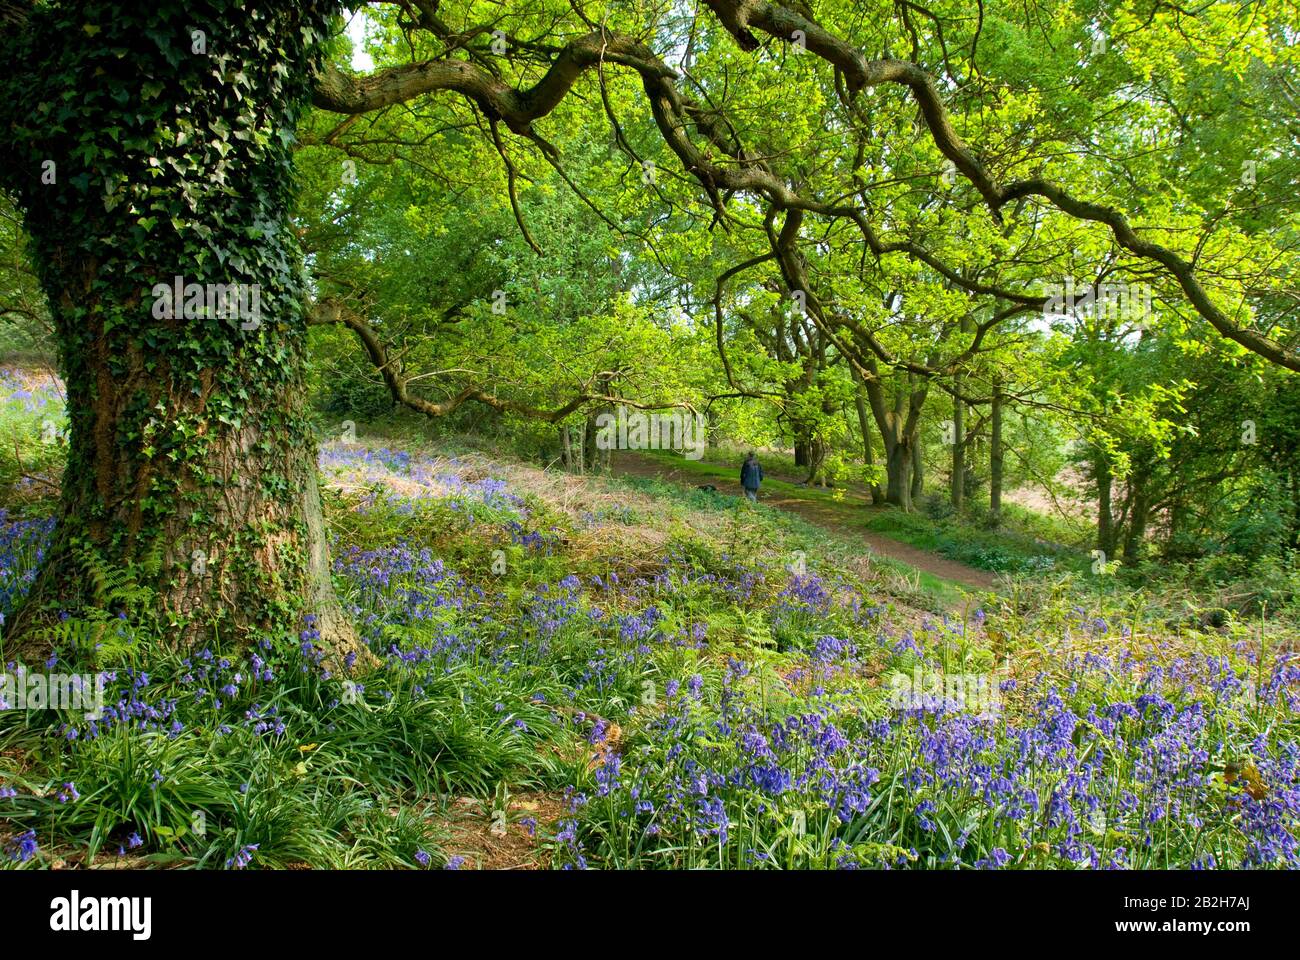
[1096,450,1117,557]
[1291,472,1300,551]
[1122,484,1149,560]
[988,380,1004,526]
[583,414,600,473]
[885,439,913,511]
[850,366,884,504]
[559,425,574,470]
[910,435,924,503]
[861,363,925,510]
[0,1,365,666]
[951,377,965,511]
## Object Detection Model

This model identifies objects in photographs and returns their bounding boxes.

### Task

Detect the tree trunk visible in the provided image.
[964,431,984,503]
[0,1,365,667]
[802,436,831,486]
[574,423,586,474]
[583,414,601,473]
[885,439,913,511]
[950,381,965,511]
[862,364,925,511]
[1122,484,1149,560]
[1290,471,1300,551]
[1096,451,1117,557]
[850,364,884,504]
[910,436,924,502]
[989,381,1004,526]
[559,425,574,470]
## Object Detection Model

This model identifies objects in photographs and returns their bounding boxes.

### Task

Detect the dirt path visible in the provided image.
[609,452,998,591]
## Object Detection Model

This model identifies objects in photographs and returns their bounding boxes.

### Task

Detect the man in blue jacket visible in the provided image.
[740,451,763,502]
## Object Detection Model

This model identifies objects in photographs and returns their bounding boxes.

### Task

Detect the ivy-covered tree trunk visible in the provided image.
[0,1,364,664]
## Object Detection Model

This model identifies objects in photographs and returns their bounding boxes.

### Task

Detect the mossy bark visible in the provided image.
[0,1,366,665]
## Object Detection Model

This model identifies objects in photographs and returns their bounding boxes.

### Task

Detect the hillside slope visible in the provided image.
[0,430,1295,870]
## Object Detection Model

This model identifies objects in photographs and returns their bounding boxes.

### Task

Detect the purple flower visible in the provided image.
[6,829,37,862]
[225,843,260,870]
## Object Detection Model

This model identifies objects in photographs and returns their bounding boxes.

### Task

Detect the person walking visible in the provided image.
[740,451,763,502]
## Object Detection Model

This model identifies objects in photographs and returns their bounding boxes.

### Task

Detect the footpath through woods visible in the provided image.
[609,452,999,592]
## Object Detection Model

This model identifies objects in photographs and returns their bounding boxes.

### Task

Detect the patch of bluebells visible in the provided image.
[50,636,310,744]
[505,520,561,554]
[5,828,38,863]
[0,510,56,612]
[556,642,1300,869]
[319,444,528,520]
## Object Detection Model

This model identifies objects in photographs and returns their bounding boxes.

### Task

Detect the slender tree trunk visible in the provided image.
[1096,451,1116,557]
[863,366,925,511]
[1,1,365,666]
[910,436,924,502]
[1290,472,1300,550]
[801,435,832,486]
[583,414,600,473]
[964,431,984,503]
[950,380,965,511]
[989,381,1004,526]
[560,425,574,470]
[850,364,884,504]
[1166,500,1184,556]
[1122,484,1149,560]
